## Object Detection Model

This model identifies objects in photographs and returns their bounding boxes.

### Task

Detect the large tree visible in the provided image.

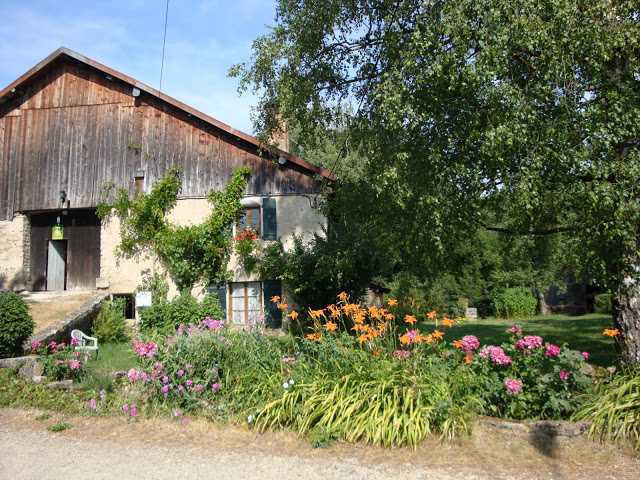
[232,0,640,363]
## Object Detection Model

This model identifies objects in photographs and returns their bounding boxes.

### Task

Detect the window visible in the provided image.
[230,281,262,325]
[237,206,260,238]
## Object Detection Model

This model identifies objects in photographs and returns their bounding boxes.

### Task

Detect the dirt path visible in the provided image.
[0,408,638,480]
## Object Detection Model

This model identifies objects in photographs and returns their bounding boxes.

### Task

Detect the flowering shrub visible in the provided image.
[30,340,91,380]
[465,326,590,420]
[233,227,260,272]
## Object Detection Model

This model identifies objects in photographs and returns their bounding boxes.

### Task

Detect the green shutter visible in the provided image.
[263,279,282,328]
[262,197,277,240]
[208,281,227,314]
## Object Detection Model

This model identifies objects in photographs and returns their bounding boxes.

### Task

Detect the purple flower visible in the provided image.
[186,380,193,387]
[130,406,138,417]
[162,376,169,384]
[162,385,169,395]
[196,384,203,391]
[178,385,184,392]
[122,404,129,413]
[212,382,220,392]
[177,370,184,377]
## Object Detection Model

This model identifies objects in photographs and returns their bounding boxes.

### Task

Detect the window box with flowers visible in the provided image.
[234,227,260,272]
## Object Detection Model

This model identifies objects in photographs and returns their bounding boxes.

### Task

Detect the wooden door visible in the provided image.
[46,240,67,291]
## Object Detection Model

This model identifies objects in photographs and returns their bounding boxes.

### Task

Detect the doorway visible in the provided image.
[47,240,67,291]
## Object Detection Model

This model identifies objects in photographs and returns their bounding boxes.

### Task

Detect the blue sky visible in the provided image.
[0,0,277,134]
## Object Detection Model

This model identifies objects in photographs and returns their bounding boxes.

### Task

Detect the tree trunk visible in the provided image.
[611,270,640,366]
[538,292,549,316]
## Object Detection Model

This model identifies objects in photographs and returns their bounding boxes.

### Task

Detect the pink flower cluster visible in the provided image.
[393,350,411,360]
[460,335,480,351]
[131,338,157,358]
[123,403,138,417]
[69,359,81,371]
[127,368,150,383]
[400,330,420,344]
[506,325,523,335]
[505,378,522,394]
[479,345,512,365]
[280,357,297,364]
[559,371,571,381]
[515,335,544,354]
[545,344,561,358]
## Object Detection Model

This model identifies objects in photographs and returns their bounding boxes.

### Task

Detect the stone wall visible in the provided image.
[22,293,108,353]
[0,214,29,291]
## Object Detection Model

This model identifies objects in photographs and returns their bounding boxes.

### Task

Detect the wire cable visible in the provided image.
[159,0,170,93]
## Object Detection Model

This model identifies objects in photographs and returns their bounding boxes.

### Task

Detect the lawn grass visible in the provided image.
[86,341,139,371]
[430,313,617,368]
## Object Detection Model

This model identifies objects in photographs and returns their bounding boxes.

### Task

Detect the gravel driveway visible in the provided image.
[1,408,637,480]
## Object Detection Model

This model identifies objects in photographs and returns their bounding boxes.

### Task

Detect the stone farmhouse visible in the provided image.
[0,47,335,327]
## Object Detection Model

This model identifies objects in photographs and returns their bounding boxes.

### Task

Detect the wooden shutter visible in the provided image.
[262,197,277,240]
[263,279,282,328]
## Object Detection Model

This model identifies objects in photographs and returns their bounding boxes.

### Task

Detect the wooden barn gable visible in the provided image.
[0,47,335,221]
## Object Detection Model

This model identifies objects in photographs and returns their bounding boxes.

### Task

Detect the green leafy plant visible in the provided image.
[91,298,130,343]
[593,293,612,314]
[573,365,640,450]
[36,413,51,421]
[0,291,35,358]
[98,166,252,293]
[491,288,538,319]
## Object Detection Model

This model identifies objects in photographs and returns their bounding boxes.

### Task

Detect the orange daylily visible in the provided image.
[463,355,473,364]
[338,291,348,301]
[441,317,454,328]
[278,302,288,310]
[309,308,324,319]
[404,314,417,325]
[324,321,338,332]
[306,332,321,341]
[356,334,368,344]
[432,330,444,340]
[270,296,280,303]
[453,340,463,349]
[603,328,621,337]
[427,311,437,320]
[288,311,299,320]
[387,299,398,307]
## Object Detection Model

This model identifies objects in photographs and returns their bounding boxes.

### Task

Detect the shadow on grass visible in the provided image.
[418,314,617,367]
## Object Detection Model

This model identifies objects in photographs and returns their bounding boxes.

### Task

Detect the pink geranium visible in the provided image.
[505,379,522,394]
[559,371,571,381]
[460,335,480,351]
[545,344,561,358]
[581,351,590,360]
[479,345,512,365]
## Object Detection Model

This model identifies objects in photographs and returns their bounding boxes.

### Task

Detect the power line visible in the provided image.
[159,0,170,93]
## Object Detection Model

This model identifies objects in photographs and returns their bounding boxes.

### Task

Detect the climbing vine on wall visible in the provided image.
[98,166,252,293]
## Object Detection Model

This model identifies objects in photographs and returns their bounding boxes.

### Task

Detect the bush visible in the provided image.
[491,288,538,318]
[593,293,612,314]
[137,293,224,333]
[0,291,35,358]
[91,298,130,343]
[199,293,225,321]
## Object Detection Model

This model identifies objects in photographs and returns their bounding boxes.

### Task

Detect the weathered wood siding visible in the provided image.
[0,57,320,221]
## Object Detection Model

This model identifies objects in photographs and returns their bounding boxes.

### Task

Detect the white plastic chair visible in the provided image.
[71,329,98,359]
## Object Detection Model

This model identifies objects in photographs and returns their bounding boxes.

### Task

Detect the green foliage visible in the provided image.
[98,166,252,292]
[47,422,73,432]
[233,0,640,363]
[573,365,640,450]
[0,291,34,358]
[35,413,51,421]
[491,288,538,319]
[91,299,130,343]
[86,341,139,371]
[594,293,612,314]
[137,269,169,304]
[137,293,226,333]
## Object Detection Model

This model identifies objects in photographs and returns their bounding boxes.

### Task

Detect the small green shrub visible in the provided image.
[137,293,223,332]
[91,298,129,343]
[47,421,73,432]
[593,293,612,314]
[199,293,225,321]
[0,291,35,358]
[491,288,538,318]
[36,413,51,421]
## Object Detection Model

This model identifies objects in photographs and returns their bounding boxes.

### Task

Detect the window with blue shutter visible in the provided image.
[262,198,277,240]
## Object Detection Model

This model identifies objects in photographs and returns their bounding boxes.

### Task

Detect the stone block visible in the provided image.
[465,307,478,321]
[95,277,110,289]
[19,361,44,379]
